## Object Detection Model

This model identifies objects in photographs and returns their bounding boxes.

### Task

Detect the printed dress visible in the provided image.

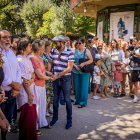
[41,52,53,105]
[16,55,37,109]
[93,66,100,84]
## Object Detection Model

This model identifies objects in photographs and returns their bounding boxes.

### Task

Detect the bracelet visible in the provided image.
[84,62,87,66]
[2,117,6,120]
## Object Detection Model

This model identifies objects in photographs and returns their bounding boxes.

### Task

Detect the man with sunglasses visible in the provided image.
[87,38,98,92]
[48,35,74,129]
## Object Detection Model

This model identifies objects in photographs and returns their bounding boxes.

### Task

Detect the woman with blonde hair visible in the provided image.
[97,38,104,47]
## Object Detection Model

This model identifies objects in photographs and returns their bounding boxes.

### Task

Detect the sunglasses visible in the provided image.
[88,41,91,43]
[77,42,82,45]
[98,48,102,50]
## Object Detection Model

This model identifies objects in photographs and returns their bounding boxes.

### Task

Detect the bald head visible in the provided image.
[0,30,11,51]
[122,41,127,47]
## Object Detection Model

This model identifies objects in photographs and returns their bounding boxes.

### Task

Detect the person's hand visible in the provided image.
[101,71,104,75]
[75,66,80,71]
[103,74,107,79]
[130,51,135,55]
[28,94,33,106]
[50,74,58,82]
[79,63,85,68]
[3,118,9,129]
[102,69,105,72]
[0,94,8,104]
[46,71,53,76]
[1,120,8,132]
[11,89,19,97]
[13,82,21,91]
[24,79,34,87]
[112,72,114,77]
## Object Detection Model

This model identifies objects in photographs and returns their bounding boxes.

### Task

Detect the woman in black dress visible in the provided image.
[0,45,9,139]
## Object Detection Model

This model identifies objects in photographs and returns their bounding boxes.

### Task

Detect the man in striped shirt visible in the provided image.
[48,35,74,129]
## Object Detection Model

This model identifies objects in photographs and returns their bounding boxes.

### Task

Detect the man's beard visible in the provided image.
[1,42,10,50]
[12,46,17,50]
[56,45,62,50]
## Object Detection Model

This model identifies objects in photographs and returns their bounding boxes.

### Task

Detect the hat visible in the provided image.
[88,38,92,42]
[115,62,121,66]
[52,35,65,42]
[93,37,98,40]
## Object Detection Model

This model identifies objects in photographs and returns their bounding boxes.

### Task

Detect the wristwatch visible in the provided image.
[58,74,61,79]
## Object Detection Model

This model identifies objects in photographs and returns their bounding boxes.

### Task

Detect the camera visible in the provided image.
[128,36,134,51]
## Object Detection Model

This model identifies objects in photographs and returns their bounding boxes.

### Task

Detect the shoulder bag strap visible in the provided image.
[52,48,56,74]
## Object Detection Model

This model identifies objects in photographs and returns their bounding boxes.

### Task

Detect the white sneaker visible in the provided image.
[48,107,53,114]
[133,96,138,103]
[46,111,50,117]
[92,96,100,100]
[110,88,114,93]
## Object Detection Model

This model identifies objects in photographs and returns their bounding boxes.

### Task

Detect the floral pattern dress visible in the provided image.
[41,52,53,105]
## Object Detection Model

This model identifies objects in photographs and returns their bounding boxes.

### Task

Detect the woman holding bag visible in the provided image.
[72,38,93,108]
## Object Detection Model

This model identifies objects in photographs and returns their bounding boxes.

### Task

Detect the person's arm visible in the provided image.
[0,108,9,131]
[73,63,80,70]
[48,59,53,72]
[51,61,74,81]
[79,49,93,68]
[22,78,33,106]
[35,68,51,80]
[96,71,104,76]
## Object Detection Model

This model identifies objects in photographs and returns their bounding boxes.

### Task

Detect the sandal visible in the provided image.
[101,94,106,98]
[105,94,109,97]
[78,105,85,108]
[37,130,42,136]
[42,125,51,129]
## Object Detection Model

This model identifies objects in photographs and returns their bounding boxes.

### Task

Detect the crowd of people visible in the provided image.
[0,29,140,140]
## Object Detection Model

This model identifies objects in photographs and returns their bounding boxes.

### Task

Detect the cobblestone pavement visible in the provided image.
[7,90,140,140]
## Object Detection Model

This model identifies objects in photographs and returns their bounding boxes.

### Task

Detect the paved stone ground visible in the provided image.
[7,89,140,140]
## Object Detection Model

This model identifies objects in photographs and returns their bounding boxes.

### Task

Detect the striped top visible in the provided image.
[50,46,74,77]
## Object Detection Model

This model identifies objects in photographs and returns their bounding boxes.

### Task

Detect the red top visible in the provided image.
[114,70,123,81]
[30,56,46,87]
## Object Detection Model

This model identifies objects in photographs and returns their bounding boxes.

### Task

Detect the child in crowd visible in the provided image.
[92,58,104,100]
[113,62,125,97]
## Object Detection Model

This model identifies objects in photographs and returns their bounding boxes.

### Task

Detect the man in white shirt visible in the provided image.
[118,41,133,98]
[0,30,21,139]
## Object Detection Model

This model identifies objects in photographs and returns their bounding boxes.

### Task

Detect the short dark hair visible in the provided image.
[11,35,19,44]
[94,58,100,65]
[77,38,85,43]
[16,38,31,56]
[45,41,51,49]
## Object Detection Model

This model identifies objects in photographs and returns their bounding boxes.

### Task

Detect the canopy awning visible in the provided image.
[71,0,140,17]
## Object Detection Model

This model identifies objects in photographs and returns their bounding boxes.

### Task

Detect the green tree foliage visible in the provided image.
[20,0,50,38]
[37,0,75,37]
[72,14,96,37]
[51,0,70,6]
[0,0,26,35]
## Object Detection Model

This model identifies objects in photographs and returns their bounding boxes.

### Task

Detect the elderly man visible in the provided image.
[118,41,133,97]
[48,35,74,129]
[0,30,21,139]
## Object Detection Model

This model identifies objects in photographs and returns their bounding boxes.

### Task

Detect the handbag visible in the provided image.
[79,48,94,73]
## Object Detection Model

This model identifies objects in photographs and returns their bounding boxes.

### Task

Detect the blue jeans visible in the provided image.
[0,90,16,124]
[53,77,72,120]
